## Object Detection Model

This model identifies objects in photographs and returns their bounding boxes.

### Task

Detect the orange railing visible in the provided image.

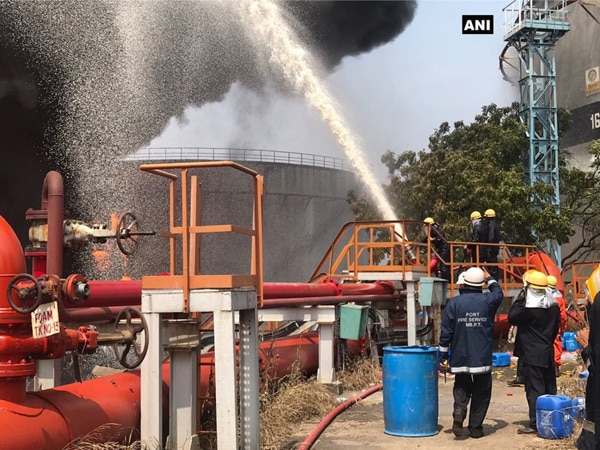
[310,221,543,296]
[562,261,599,308]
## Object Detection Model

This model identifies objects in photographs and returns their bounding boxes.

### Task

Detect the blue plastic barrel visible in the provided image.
[382,346,439,437]
[536,394,574,439]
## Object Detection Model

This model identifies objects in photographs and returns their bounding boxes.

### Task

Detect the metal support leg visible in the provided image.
[141,311,163,449]
[317,322,335,383]
[166,320,200,450]
[406,282,417,345]
[239,308,260,450]
[213,310,239,450]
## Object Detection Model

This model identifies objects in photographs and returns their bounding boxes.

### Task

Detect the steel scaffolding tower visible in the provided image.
[503,0,569,266]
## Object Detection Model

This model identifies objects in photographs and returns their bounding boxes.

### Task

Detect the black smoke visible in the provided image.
[0,0,417,245]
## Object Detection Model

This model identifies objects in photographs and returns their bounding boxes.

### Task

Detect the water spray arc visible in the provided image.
[239,1,395,220]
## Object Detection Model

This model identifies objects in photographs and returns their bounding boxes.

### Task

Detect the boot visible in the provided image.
[452,412,465,437]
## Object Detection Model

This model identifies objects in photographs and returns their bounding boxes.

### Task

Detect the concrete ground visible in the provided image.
[284,356,584,450]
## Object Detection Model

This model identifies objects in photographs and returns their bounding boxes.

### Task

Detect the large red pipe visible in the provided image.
[0,371,145,449]
[0,331,322,450]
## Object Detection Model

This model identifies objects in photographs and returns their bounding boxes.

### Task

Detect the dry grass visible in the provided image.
[260,368,338,450]
[260,356,383,449]
[61,424,145,450]
[336,356,382,391]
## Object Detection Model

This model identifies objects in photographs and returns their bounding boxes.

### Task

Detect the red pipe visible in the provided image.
[264,280,395,298]
[70,280,144,308]
[65,280,398,315]
[43,171,64,278]
[298,384,383,450]
[0,371,144,450]
[262,293,404,308]
[0,215,28,324]
[58,306,126,323]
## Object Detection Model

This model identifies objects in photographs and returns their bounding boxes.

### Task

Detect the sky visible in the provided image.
[149,0,519,183]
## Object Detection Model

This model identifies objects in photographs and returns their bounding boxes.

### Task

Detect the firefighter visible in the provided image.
[439,267,504,439]
[508,271,560,435]
[466,211,487,265]
[484,209,502,280]
[507,269,537,387]
[547,275,567,376]
[423,217,451,281]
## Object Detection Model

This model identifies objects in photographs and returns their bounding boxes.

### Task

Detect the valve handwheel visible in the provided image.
[6,273,43,314]
[116,212,139,256]
[112,306,149,369]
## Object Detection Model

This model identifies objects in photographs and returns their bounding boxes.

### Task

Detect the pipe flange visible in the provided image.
[62,274,89,305]
[0,360,36,378]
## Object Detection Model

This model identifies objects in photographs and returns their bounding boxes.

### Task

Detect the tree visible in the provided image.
[561,139,600,265]
[349,102,574,253]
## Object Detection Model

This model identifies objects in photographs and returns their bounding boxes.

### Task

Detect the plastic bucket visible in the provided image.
[492,352,511,367]
[536,394,574,439]
[562,332,580,351]
[382,346,439,437]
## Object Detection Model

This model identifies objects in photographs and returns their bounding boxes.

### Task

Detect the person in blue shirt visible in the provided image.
[439,267,504,439]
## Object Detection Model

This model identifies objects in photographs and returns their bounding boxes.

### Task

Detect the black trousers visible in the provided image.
[522,363,557,428]
[487,250,498,279]
[452,372,492,433]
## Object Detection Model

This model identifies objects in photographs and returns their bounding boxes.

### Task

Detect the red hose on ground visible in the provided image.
[298,384,383,450]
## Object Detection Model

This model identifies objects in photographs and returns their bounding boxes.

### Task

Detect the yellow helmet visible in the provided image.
[526,271,548,289]
[522,269,537,286]
[484,209,496,218]
[547,275,558,288]
[423,217,435,225]
[470,211,482,220]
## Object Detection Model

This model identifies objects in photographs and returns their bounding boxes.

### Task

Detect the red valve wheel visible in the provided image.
[112,306,149,369]
[6,273,42,314]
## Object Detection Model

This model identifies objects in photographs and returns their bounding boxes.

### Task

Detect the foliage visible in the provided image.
[350,102,574,251]
[561,139,600,265]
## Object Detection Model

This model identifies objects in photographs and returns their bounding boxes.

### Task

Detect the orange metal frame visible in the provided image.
[139,161,264,308]
[562,261,599,307]
[310,220,543,296]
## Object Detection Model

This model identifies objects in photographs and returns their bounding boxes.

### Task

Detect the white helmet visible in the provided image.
[463,267,485,287]
[456,272,466,285]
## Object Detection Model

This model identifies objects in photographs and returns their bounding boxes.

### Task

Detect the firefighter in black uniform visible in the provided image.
[423,217,451,281]
[439,267,504,439]
[508,271,561,435]
[484,209,502,280]
[466,211,487,264]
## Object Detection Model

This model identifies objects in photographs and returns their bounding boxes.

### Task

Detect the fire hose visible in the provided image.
[297,384,383,450]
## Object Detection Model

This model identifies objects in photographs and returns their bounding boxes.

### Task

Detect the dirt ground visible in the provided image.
[283,352,586,450]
